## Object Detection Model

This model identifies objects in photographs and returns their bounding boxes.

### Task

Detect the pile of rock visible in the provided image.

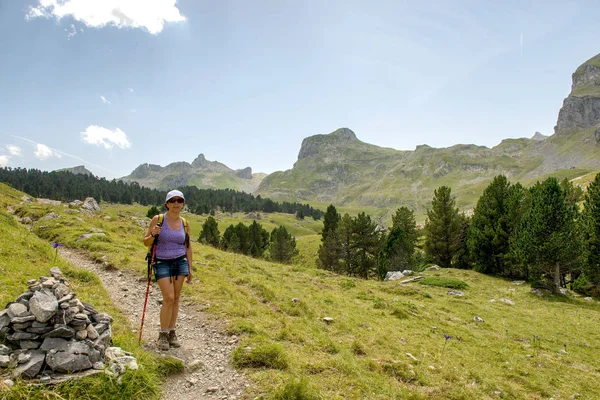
[0,267,113,380]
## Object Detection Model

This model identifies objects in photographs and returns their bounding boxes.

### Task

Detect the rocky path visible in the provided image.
[57,247,249,400]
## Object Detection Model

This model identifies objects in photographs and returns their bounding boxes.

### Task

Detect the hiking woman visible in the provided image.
[143,189,193,350]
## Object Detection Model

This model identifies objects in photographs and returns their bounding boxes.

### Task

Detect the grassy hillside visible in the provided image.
[3,184,600,399]
[0,184,182,400]
[257,128,600,223]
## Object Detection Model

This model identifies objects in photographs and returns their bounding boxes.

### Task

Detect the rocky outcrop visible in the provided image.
[531,132,548,141]
[297,128,357,160]
[235,167,253,179]
[55,166,94,176]
[191,154,231,172]
[555,54,600,135]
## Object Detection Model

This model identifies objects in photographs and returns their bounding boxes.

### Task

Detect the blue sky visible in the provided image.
[1,0,599,179]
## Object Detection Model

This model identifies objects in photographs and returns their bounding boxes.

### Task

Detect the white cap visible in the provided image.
[165,189,185,202]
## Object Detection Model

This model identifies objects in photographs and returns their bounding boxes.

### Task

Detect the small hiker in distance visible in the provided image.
[143,189,193,350]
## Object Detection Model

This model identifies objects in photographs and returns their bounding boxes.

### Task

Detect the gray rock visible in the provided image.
[473,316,484,323]
[17,352,32,364]
[3,379,14,387]
[82,197,100,212]
[86,324,99,340]
[19,340,41,350]
[26,326,54,334]
[57,293,75,304]
[0,310,12,331]
[0,355,10,368]
[500,298,515,306]
[384,271,405,281]
[10,350,45,379]
[29,289,58,323]
[75,330,88,340]
[40,337,69,352]
[94,325,112,349]
[77,232,106,241]
[49,267,63,279]
[13,322,33,330]
[7,332,39,341]
[16,291,34,303]
[41,325,76,339]
[0,344,11,355]
[7,303,28,318]
[53,283,70,299]
[447,290,465,296]
[45,341,99,373]
[425,265,441,271]
[11,315,36,324]
[401,270,415,276]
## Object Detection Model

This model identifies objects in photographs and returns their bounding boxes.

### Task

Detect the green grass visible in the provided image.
[3,183,600,399]
[0,183,182,400]
[419,276,468,290]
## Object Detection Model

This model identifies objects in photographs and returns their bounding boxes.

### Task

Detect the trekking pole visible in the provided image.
[139,227,160,344]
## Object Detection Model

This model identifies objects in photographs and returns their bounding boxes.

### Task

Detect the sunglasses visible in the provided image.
[167,198,184,204]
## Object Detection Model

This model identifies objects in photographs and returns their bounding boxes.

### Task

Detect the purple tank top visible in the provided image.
[155,218,186,260]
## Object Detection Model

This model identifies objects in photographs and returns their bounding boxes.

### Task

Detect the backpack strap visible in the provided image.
[181,217,190,248]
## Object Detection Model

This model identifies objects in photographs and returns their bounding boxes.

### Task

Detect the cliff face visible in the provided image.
[555,54,600,137]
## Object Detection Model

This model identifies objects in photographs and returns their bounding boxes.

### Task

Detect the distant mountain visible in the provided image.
[56,165,94,176]
[121,154,266,192]
[256,53,600,218]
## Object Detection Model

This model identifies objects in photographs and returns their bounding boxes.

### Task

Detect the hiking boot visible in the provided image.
[167,330,181,348]
[157,331,170,351]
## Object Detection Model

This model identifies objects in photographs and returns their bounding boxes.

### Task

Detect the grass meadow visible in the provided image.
[1,182,600,399]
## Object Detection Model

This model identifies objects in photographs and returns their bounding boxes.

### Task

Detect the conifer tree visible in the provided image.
[321,204,340,242]
[581,173,600,293]
[378,207,419,279]
[199,216,220,247]
[248,220,269,257]
[513,177,581,291]
[467,175,513,275]
[423,186,464,268]
[349,212,382,279]
[269,226,298,263]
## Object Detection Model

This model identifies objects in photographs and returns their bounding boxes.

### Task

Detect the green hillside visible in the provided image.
[2,184,600,399]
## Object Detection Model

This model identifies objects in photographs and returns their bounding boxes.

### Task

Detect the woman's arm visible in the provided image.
[143,215,160,247]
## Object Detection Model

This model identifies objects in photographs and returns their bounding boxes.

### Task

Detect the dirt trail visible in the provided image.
[57,247,249,400]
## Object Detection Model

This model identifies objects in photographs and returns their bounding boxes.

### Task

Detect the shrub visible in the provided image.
[232,342,288,369]
[419,277,468,290]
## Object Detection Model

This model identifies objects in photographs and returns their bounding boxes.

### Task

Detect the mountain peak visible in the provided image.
[554,52,600,135]
[330,128,357,141]
[298,128,358,160]
[531,131,548,141]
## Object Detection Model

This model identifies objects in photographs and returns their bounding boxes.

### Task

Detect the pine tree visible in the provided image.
[423,186,464,268]
[146,205,160,219]
[248,220,269,257]
[513,177,582,291]
[269,226,299,263]
[321,204,340,242]
[349,212,382,279]
[581,173,600,293]
[378,207,419,279]
[199,216,220,247]
[467,175,513,275]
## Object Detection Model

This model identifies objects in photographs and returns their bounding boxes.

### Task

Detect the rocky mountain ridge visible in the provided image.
[256,53,600,217]
[120,154,266,193]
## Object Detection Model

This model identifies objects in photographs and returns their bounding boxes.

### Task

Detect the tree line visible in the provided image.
[317,174,600,296]
[198,217,298,263]
[0,167,323,218]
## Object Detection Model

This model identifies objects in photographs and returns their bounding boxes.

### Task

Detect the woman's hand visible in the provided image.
[150,224,162,237]
[186,271,193,284]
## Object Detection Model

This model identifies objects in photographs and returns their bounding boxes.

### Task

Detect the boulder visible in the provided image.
[81,197,100,212]
[384,271,405,281]
[29,289,58,323]
[10,350,45,379]
[45,341,100,373]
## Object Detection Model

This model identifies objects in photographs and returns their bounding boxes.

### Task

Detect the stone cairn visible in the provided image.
[0,267,136,384]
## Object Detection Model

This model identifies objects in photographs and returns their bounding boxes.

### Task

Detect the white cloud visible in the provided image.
[100,95,111,104]
[81,125,132,149]
[128,88,134,93]
[0,155,9,166]
[26,0,186,35]
[34,144,62,160]
[7,145,22,156]
[65,23,77,39]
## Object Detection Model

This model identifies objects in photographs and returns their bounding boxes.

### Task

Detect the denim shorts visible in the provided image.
[153,257,189,281]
